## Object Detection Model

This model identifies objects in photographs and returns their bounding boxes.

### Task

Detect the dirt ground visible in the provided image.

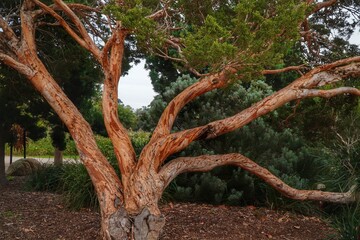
[0,177,339,240]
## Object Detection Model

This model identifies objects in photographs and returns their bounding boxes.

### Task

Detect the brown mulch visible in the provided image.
[0,177,339,240]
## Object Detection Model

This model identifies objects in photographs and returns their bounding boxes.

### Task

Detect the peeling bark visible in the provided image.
[1,1,360,239]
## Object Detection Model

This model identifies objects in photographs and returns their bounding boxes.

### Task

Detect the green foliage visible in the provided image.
[183,16,237,71]
[180,0,307,73]
[26,164,64,192]
[104,1,163,52]
[118,104,138,130]
[61,163,98,210]
[85,99,138,136]
[9,133,78,157]
[193,173,227,204]
[129,130,150,156]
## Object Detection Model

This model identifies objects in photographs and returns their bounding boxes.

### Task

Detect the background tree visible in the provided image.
[1,0,360,239]
[0,65,46,186]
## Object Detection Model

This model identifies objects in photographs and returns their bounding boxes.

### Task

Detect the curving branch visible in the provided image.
[150,66,238,141]
[147,9,166,20]
[159,153,357,204]
[262,65,308,75]
[102,29,137,178]
[148,57,360,170]
[199,57,360,140]
[0,53,34,78]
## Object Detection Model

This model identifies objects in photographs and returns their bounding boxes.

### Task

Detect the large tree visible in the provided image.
[1,0,360,239]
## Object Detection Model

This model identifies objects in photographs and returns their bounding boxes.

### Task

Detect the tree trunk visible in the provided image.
[54,147,63,166]
[0,128,8,186]
[99,167,166,240]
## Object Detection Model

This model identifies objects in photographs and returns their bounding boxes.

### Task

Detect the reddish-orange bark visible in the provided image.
[0,0,359,239]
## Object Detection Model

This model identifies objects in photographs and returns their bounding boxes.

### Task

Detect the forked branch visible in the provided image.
[159,153,357,204]
[32,0,102,61]
[150,57,360,170]
[150,66,238,141]
[33,0,136,176]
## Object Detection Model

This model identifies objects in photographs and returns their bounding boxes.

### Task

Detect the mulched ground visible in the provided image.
[0,177,339,240]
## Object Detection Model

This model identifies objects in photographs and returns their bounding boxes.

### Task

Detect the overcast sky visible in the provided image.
[118,61,156,110]
[118,32,360,110]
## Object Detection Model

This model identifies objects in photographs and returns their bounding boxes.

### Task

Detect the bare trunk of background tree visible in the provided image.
[0,128,8,186]
[54,147,63,166]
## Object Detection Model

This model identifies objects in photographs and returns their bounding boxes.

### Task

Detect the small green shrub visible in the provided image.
[26,164,64,192]
[26,163,98,210]
[194,173,227,204]
[61,163,98,210]
[226,189,244,205]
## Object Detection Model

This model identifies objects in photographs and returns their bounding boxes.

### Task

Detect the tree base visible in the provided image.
[107,207,165,240]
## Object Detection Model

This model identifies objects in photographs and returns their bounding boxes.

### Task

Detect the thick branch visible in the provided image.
[102,30,136,178]
[159,154,356,204]
[200,57,360,139]
[297,87,360,98]
[34,0,135,176]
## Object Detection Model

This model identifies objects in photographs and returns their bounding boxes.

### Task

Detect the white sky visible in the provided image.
[118,60,156,110]
[118,32,360,110]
